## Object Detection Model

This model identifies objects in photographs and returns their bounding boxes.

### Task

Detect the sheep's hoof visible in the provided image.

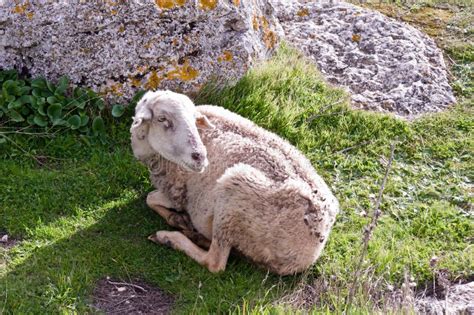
[148,232,174,249]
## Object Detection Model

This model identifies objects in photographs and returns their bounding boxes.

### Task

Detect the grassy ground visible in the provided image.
[1,5,473,314]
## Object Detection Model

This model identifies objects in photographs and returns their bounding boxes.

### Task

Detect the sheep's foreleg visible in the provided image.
[148,231,230,273]
[146,190,193,231]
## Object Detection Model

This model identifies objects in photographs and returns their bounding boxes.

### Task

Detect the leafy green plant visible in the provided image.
[0,70,112,138]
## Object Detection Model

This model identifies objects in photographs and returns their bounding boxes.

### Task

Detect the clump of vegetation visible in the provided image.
[0,70,129,141]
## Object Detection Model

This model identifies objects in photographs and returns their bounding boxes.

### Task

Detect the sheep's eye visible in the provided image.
[157,116,166,122]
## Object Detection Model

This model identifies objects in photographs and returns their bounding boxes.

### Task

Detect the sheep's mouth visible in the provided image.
[180,161,207,173]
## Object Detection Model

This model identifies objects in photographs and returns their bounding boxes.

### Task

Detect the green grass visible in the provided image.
[1,44,473,313]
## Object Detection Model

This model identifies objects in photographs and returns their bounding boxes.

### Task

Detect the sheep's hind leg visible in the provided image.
[148,231,230,273]
[146,190,192,231]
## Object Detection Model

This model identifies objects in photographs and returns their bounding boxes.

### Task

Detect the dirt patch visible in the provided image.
[0,232,19,249]
[91,277,174,314]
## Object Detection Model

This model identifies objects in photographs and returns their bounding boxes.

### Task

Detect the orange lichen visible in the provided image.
[128,75,142,87]
[172,38,178,46]
[110,9,118,15]
[167,60,199,81]
[217,50,233,62]
[297,8,309,17]
[118,25,125,32]
[260,16,277,49]
[144,41,153,49]
[12,3,27,14]
[351,34,361,42]
[199,0,217,10]
[26,11,34,19]
[252,15,259,30]
[102,82,124,96]
[155,0,186,9]
[136,65,148,74]
[145,70,162,90]
[233,0,240,6]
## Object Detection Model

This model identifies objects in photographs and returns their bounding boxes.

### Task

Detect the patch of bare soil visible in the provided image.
[0,231,19,249]
[91,277,174,314]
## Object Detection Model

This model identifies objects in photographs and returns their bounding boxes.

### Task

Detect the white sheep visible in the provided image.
[130,90,339,275]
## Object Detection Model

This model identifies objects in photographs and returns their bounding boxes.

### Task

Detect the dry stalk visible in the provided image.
[106,279,147,293]
[346,143,396,309]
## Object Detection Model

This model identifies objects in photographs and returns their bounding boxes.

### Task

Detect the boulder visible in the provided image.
[0,0,281,101]
[276,0,456,118]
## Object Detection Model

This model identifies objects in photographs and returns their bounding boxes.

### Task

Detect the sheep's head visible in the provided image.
[130,90,214,173]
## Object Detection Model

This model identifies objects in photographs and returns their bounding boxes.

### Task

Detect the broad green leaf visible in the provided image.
[111,104,125,117]
[7,98,22,109]
[37,97,46,106]
[27,114,35,125]
[31,78,47,89]
[19,95,34,105]
[95,98,105,111]
[21,106,30,116]
[32,88,42,97]
[80,115,89,127]
[75,100,86,109]
[7,109,24,122]
[38,103,47,116]
[55,76,69,95]
[47,103,62,122]
[46,81,56,93]
[92,116,105,135]
[19,86,31,95]
[47,96,58,105]
[53,118,67,126]
[67,115,81,129]
[33,115,48,127]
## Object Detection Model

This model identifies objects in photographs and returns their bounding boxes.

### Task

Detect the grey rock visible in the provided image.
[416,282,474,315]
[0,0,281,102]
[277,0,456,118]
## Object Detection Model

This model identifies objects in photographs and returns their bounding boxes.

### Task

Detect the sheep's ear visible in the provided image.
[131,97,153,132]
[195,112,215,129]
[135,98,153,122]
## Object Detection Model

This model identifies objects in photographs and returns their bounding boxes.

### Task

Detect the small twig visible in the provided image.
[336,140,372,154]
[346,143,396,309]
[307,111,347,123]
[112,296,135,307]
[107,279,147,293]
[306,99,347,123]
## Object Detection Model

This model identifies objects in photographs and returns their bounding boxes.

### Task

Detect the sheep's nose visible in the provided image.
[191,152,203,162]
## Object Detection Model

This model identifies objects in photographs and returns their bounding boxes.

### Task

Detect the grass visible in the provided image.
[1,14,473,315]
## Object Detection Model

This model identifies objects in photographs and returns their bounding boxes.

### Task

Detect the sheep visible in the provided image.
[130,90,339,275]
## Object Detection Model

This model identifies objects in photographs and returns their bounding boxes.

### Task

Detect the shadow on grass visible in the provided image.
[2,194,290,313]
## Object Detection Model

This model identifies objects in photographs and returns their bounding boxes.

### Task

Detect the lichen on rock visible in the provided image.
[0,0,281,102]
